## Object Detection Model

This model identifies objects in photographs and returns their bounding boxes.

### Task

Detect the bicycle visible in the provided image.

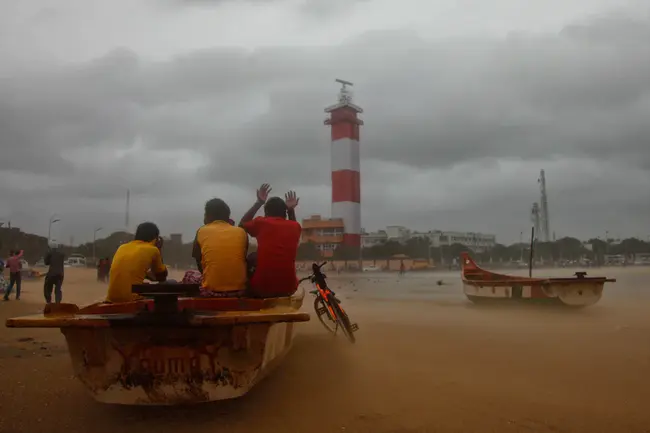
[298,262,359,343]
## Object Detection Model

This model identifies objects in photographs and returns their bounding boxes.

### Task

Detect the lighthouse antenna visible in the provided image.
[335,78,353,89]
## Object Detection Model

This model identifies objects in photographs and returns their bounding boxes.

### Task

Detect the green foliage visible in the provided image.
[296,241,320,261]
[357,235,650,263]
[333,244,360,261]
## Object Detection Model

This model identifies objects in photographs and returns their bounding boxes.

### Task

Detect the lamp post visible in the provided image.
[93,227,103,265]
[48,215,60,241]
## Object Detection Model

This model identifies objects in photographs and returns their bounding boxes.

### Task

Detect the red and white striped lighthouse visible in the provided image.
[325,79,363,248]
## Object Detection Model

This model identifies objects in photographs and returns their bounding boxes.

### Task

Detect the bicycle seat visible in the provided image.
[309,290,318,295]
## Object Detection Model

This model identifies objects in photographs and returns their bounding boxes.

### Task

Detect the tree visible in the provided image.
[445,243,468,263]
[362,240,402,260]
[403,236,431,259]
[553,237,587,261]
[333,244,360,261]
[610,238,650,256]
[296,242,320,261]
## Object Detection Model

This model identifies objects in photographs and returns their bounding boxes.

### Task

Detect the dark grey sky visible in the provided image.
[0,0,648,244]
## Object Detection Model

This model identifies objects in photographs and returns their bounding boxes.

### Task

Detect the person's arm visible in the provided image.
[44,252,51,266]
[239,183,271,227]
[240,200,264,228]
[192,232,203,273]
[150,247,168,282]
[17,250,24,259]
[285,190,300,222]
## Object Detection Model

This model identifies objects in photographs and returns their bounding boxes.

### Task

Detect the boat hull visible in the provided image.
[462,281,603,307]
[6,292,310,405]
[62,322,297,405]
[460,252,613,308]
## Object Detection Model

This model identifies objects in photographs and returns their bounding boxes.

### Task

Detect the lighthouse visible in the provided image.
[325,79,364,248]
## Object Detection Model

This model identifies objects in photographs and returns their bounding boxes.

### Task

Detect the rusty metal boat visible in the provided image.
[5,284,309,405]
[460,252,616,307]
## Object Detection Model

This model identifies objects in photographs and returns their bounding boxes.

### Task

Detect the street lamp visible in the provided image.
[48,215,61,241]
[93,227,103,265]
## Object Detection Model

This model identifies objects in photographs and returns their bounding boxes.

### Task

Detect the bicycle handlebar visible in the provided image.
[297,261,329,286]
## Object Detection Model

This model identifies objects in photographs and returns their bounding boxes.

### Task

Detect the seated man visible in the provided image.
[192,198,248,297]
[106,222,168,303]
[239,184,302,298]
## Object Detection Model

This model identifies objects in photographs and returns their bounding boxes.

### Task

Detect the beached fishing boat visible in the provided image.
[5,284,309,405]
[460,252,616,307]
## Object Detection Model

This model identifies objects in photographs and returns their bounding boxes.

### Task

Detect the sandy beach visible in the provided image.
[1,266,650,433]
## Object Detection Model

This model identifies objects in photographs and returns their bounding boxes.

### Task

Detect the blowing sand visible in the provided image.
[1,267,650,433]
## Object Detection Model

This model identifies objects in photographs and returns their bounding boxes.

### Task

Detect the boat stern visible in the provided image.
[63,320,301,405]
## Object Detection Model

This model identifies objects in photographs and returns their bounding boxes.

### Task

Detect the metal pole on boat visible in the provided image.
[528,226,535,277]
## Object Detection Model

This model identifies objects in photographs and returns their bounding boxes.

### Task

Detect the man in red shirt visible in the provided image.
[239,184,301,298]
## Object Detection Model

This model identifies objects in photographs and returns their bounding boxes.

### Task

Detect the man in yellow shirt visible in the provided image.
[192,198,248,297]
[106,222,168,303]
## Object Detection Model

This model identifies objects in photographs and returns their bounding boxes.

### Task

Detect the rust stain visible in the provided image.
[87,326,269,403]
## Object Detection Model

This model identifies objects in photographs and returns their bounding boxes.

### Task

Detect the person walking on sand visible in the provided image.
[44,241,66,304]
[0,258,6,295]
[3,249,24,301]
[97,257,110,282]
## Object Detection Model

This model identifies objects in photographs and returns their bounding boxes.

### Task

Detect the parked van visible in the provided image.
[66,254,87,267]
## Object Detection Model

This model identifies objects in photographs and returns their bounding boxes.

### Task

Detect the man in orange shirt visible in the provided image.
[192,198,249,297]
[106,222,168,303]
[239,184,301,298]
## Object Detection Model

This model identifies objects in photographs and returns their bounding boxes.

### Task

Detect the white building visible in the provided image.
[361,230,387,248]
[361,226,410,248]
[412,230,496,252]
[362,227,496,253]
[385,225,411,241]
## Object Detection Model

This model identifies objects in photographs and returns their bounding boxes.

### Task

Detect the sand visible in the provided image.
[1,266,650,433]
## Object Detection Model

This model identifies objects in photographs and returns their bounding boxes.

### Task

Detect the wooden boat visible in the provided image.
[5,284,310,405]
[460,252,616,307]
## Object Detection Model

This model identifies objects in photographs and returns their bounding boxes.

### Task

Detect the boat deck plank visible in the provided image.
[6,309,310,328]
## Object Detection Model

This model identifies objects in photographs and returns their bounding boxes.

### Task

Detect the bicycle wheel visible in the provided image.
[314,296,337,334]
[330,295,356,344]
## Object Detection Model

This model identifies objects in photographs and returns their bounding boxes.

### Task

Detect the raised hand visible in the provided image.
[155,236,164,250]
[285,190,299,209]
[256,183,272,203]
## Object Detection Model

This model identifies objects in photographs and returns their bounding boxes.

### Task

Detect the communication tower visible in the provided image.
[538,170,551,242]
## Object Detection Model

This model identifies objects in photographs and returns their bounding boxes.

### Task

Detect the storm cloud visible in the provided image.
[1,0,649,243]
